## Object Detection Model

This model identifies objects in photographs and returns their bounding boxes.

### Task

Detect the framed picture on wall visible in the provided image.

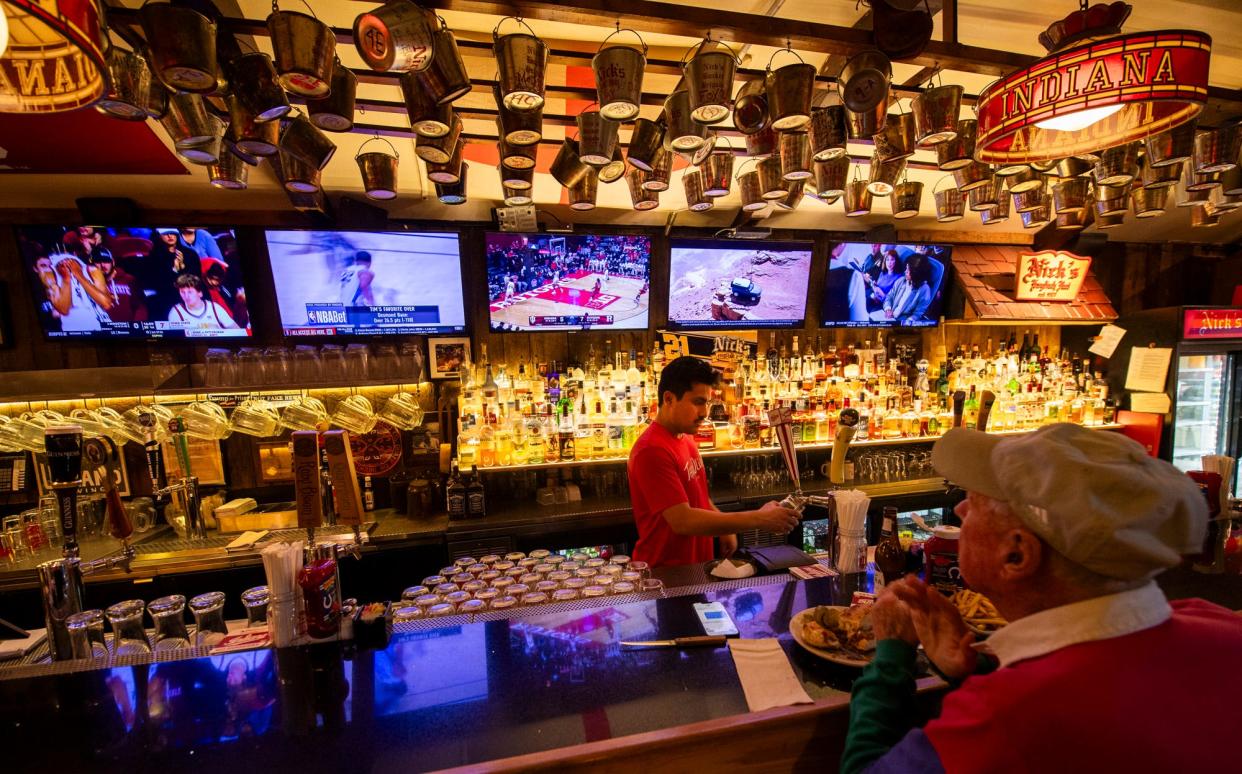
[428,337,470,379]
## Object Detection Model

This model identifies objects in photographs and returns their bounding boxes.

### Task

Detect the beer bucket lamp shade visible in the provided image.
[0,0,107,113]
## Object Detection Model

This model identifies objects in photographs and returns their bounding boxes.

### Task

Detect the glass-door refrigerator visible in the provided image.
[1107,306,1242,495]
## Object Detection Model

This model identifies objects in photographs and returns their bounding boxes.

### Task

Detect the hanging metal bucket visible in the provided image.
[500,136,537,170]
[280,112,337,170]
[912,84,962,146]
[270,9,336,97]
[551,139,591,188]
[810,104,848,160]
[968,177,999,211]
[779,132,812,181]
[746,125,778,158]
[1050,156,1093,179]
[426,138,464,185]
[775,181,806,211]
[626,118,664,172]
[764,49,816,131]
[1221,166,1242,196]
[980,191,1010,225]
[97,47,153,121]
[568,173,599,211]
[307,59,357,132]
[1187,169,1221,192]
[353,0,435,74]
[577,109,619,166]
[418,18,471,105]
[664,89,710,152]
[1140,159,1180,189]
[414,115,461,164]
[873,109,916,163]
[436,163,469,205]
[953,161,991,192]
[758,156,787,199]
[1145,120,1196,167]
[1055,211,1087,231]
[814,155,849,199]
[593,28,646,121]
[933,176,964,222]
[691,131,719,166]
[1096,211,1126,229]
[867,155,905,196]
[1188,205,1220,227]
[1131,184,1169,218]
[841,50,890,139]
[936,118,976,171]
[500,162,534,190]
[503,183,532,207]
[626,167,660,210]
[178,115,226,165]
[227,96,279,156]
[1020,203,1051,229]
[684,39,738,125]
[1193,128,1235,174]
[208,148,249,190]
[143,80,169,120]
[1092,143,1139,186]
[1053,177,1090,214]
[402,74,455,138]
[1093,183,1128,216]
[703,150,734,196]
[280,151,322,193]
[733,79,769,135]
[355,137,400,200]
[225,141,261,168]
[598,146,627,183]
[644,148,673,191]
[730,169,763,212]
[229,53,290,123]
[140,2,218,93]
[492,84,543,146]
[160,91,215,148]
[1005,166,1043,194]
[1012,187,1046,213]
[892,180,923,219]
[494,17,548,111]
[844,179,873,217]
[684,170,713,212]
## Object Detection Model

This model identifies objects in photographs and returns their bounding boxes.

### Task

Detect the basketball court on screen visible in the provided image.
[488,269,648,330]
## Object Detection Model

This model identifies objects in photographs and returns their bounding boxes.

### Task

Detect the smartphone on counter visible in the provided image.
[693,601,739,637]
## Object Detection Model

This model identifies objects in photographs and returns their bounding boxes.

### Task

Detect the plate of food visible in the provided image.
[949,589,1007,635]
[790,605,876,667]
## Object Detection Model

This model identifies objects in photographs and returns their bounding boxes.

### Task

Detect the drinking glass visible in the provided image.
[2,516,27,560]
[263,346,292,385]
[279,396,328,432]
[371,344,399,382]
[66,609,108,659]
[399,342,425,383]
[127,497,155,533]
[345,343,370,382]
[7,412,53,452]
[393,604,423,623]
[148,594,191,652]
[179,400,231,440]
[106,599,151,656]
[292,345,322,383]
[236,347,264,385]
[330,394,377,434]
[378,392,424,429]
[204,348,236,387]
[189,591,228,647]
[228,398,280,437]
[836,527,868,574]
[69,408,110,439]
[320,344,347,383]
[242,586,270,626]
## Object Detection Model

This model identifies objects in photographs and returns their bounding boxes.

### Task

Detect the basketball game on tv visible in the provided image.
[17,225,252,339]
[821,242,951,328]
[265,230,467,336]
[485,233,651,332]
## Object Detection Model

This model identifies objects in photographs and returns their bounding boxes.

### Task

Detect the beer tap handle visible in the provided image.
[952,390,966,428]
[293,431,324,541]
[977,391,997,432]
[136,410,163,492]
[45,425,84,558]
[830,408,860,486]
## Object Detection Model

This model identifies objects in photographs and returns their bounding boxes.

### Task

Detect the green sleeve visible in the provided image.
[840,639,920,774]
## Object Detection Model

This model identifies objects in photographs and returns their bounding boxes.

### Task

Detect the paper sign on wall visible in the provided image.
[1088,324,1126,359]
[1124,347,1172,393]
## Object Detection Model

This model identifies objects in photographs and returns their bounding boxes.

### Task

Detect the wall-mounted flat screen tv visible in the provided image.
[265,230,467,336]
[485,232,652,332]
[666,239,813,330]
[821,242,951,328]
[17,225,253,339]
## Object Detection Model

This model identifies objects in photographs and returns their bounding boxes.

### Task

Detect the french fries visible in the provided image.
[949,589,1007,632]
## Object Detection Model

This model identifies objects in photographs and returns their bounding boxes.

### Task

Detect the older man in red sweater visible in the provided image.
[843,423,1242,773]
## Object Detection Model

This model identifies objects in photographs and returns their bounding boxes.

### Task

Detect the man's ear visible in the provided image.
[999,528,1043,581]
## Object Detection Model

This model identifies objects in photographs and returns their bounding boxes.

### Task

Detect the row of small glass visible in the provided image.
[205,343,425,388]
[63,587,269,660]
[0,390,425,454]
[1,497,159,564]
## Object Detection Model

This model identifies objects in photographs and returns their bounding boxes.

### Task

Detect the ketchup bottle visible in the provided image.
[298,544,341,639]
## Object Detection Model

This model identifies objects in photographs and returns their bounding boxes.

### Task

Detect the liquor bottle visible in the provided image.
[591,399,609,458]
[542,406,559,463]
[963,385,980,430]
[446,461,467,519]
[557,404,576,461]
[856,396,870,441]
[298,543,341,639]
[466,466,486,518]
[363,476,375,511]
[874,506,906,585]
[766,332,780,377]
[627,349,642,386]
[651,340,665,379]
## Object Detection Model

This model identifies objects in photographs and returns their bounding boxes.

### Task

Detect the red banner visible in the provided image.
[976,30,1210,163]
[1183,308,1242,340]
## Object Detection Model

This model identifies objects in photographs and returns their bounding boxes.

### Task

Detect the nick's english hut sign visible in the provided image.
[1016,251,1092,302]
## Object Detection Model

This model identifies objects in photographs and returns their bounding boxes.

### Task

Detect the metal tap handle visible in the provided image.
[183,477,206,541]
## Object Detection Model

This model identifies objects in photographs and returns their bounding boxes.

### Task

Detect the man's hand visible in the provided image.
[888,577,978,680]
[719,533,738,559]
[56,261,73,280]
[871,588,918,646]
[751,501,800,535]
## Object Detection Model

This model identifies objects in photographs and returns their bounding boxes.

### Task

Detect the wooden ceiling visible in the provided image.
[2,0,1241,244]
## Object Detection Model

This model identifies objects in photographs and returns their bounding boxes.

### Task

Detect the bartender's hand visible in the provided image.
[752,501,800,535]
[871,588,918,646]
[889,577,977,680]
[720,533,738,559]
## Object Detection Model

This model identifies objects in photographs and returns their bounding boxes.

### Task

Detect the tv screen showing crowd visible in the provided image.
[19,225,252,339]
[821,242,951,328]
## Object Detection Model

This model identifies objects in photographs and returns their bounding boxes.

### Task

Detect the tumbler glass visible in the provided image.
[66,609,108,659]
[393,604,423,623]
[106,599,151,656]
[320,344,347,383]
[241,585,270,626]
[236,347,265,385]
[371,344,399,381]
[205,348,236,387]
[344,343,370,382]
[292,345,322,382]
[399,342,425,382]
[147,594,191,652]
[263,346,292,385]
[189,591,228,647]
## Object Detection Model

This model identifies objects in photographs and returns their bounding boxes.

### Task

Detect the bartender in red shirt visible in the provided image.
[627,356,800,567]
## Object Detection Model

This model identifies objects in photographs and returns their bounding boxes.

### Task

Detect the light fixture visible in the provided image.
[1034,104,1123,133]
[0,6,9,59]
[0,0,107,113]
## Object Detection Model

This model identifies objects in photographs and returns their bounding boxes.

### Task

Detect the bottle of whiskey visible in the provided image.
[446,462,467,520]
[874,506,906,586]
[466,465,486,518]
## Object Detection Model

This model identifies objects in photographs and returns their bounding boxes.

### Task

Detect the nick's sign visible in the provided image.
[1015,251,1092,302]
